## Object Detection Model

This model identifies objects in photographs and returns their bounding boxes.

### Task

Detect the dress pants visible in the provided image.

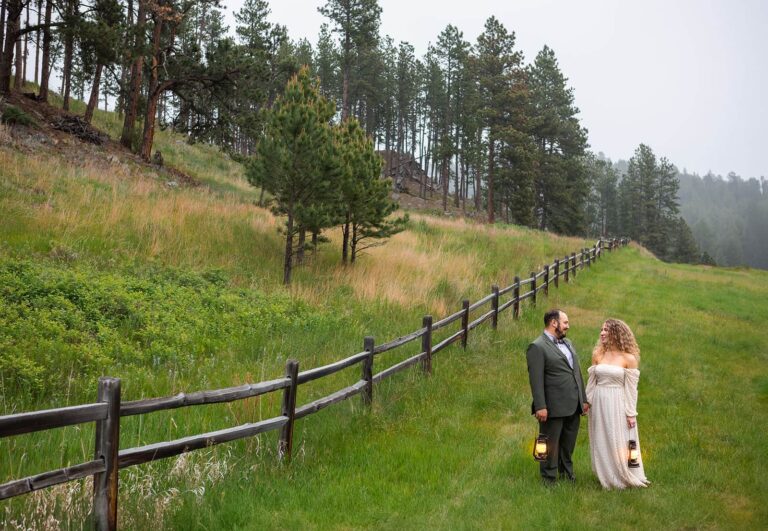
[539,406,581,482]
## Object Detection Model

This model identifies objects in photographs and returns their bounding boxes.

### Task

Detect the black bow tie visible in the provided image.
[555,339,566,345]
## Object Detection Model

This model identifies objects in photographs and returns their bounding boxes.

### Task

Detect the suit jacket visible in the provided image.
[526,333,588,418]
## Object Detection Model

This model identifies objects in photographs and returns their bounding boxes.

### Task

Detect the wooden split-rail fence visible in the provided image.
[0,238,629,529]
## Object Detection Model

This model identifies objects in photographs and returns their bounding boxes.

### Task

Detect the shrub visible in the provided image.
[0,259,337,401]
[1,104,36,127]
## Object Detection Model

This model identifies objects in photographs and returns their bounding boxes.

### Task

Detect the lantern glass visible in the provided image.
[533,434,549,462]
[627,440,640,468]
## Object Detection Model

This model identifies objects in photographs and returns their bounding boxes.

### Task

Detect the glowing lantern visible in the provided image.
[533,434,549,462]
[627,439,640,468]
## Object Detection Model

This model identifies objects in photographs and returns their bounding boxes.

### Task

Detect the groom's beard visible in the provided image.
[555,325,566,339]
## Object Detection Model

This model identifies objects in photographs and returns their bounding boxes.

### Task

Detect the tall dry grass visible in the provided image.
[2,142,594,314]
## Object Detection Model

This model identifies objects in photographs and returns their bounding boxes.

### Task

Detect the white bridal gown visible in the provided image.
[586,364,650,489]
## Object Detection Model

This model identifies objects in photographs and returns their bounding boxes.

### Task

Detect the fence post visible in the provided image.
[530,272,537,306]
[363,336,374,406]
[491,285,500,329]
[461,299,470,349]
[421,315,433,375]
[571,253,577,279]
[554,259,560,289]
[564,255,570,283]
[278,359,299,461]
[580,249,585,270]
[513,276,520,319]
[93,377,121,531]
[543,265,550,296]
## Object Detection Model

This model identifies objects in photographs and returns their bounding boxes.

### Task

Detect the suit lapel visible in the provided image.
[541,333,573,368]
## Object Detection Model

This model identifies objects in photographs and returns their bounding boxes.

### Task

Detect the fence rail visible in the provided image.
[0,237,629,530]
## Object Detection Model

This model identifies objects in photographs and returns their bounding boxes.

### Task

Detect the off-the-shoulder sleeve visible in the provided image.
[623,368,640,417]
[586,365,596,404]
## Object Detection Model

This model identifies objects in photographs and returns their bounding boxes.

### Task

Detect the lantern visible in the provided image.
[533,434,549,462]
[627,439,640,468]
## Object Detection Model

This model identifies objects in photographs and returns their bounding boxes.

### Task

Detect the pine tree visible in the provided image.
[671,216,700,263]
[336,118,406,263]
[527,46,588,233]
[248,66,337,284]
[318,0,381,121]
[475,16,523,222]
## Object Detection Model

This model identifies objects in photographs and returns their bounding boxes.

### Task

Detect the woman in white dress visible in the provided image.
[586,319,650,489]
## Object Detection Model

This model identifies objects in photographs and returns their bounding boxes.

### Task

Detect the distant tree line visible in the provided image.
[677,171,768,269]
[586,145,701,264]
[1,0,705,268]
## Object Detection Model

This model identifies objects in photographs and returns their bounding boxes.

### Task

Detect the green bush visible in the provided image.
[0,259,336,401]
[1,104,36,127]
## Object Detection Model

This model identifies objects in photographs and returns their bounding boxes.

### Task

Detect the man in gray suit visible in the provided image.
[526,309,589,485]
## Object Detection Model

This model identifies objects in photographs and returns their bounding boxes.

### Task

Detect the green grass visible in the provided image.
[2,249,766,529]
[2,92,767,528]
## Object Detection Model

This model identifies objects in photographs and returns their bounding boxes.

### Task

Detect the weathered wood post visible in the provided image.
[543,265,550,296]
[278,359,299,461]
[571,253,577,279]
[580,249,585,270]
[530,272,537,306]
[421,315,433,375]
[93,377,121,531]
[461,299,470,349]
[564,255,570,283]
[363,336,374,406]
[491,285,500,329]
[553,258,560,289]
[513,276,521,319]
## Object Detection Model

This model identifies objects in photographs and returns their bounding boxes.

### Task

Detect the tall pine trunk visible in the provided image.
[84,62,103,123]
[21,0,28,82]
[342,213,350,264]
[121,0,146,148]
[441,156,449,212]
[139,10,164,161]
[37,0,51,101]
[33,0,39,84]
[13,19,21,88]
[487,134,495,223]
[474,128,482,211]
[0,0,7,59]
[61,0,76,109]
[341,32,350,121]
[116,0,133,115]
[0,0,21,95]
[283,210,294,285]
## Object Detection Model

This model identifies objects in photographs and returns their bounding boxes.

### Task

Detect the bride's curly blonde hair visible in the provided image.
[592,318,640,364]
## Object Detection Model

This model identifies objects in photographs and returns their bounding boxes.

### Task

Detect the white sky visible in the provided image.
[222,0,768,179]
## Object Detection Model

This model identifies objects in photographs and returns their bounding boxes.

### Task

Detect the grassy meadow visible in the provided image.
[2,98,768,528]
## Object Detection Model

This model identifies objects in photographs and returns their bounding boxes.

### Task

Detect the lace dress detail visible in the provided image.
[586,364,650,489]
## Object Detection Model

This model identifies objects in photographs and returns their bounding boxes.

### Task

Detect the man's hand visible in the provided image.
[627,416,636,429]
[534,408,548,422]
[582,403,590,415]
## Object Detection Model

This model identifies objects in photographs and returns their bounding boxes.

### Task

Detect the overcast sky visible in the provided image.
[223,0,767,179]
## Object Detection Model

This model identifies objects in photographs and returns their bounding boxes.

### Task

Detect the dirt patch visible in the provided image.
[1,92,200,187]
